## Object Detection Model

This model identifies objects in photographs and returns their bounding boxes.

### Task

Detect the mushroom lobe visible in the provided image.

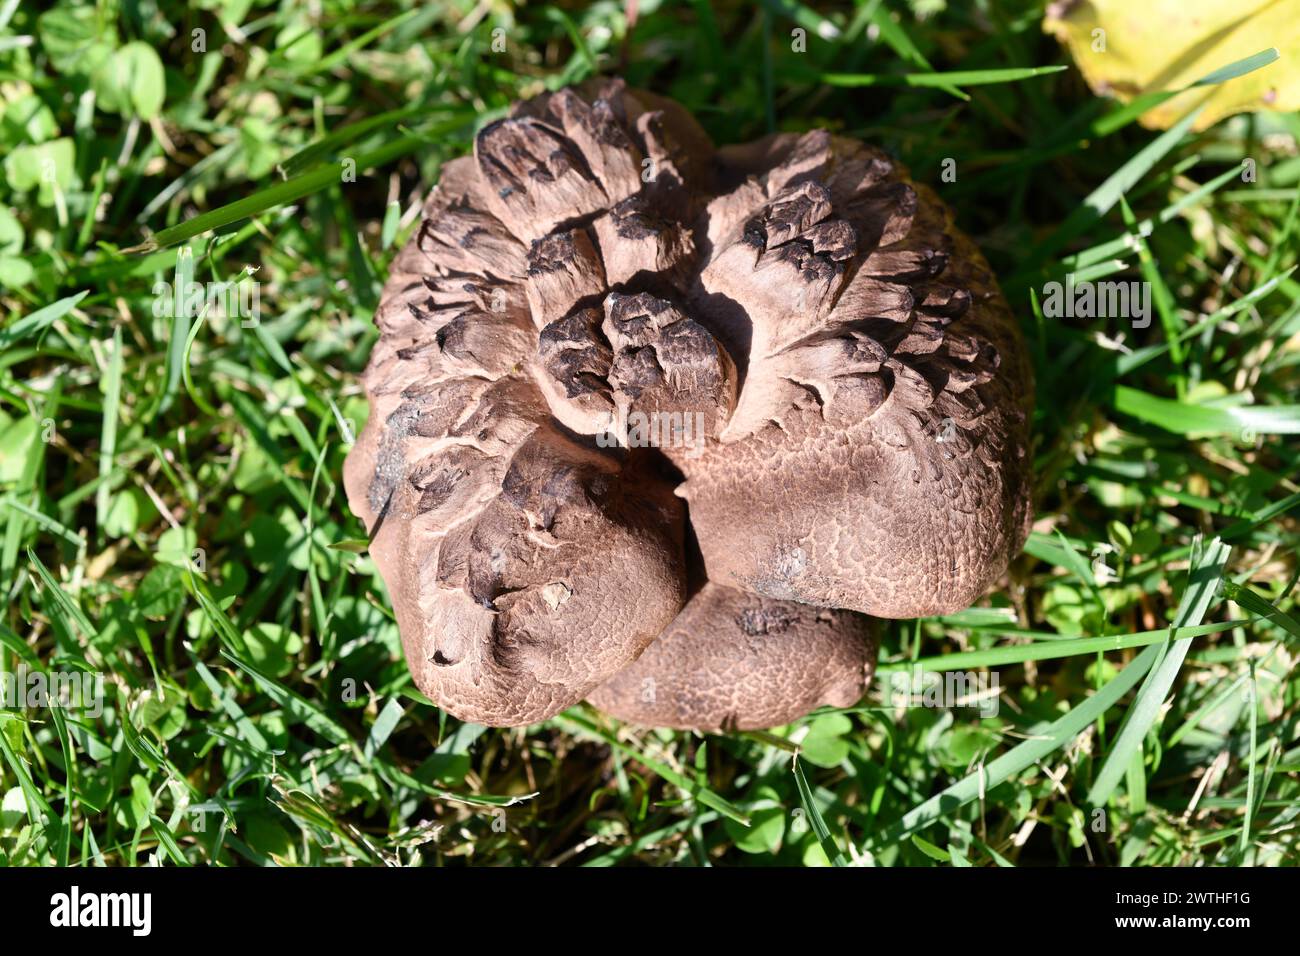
[344,81,1033,729]
[587,582,874,732]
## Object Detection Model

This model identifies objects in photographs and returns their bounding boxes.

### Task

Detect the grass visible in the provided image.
[1,0,1298,867]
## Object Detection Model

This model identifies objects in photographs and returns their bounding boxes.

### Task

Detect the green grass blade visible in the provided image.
[94,326,122,531]
[861,0,967,100]
[0,290,87,349]
[1113,385,1300,435]
[873,619,1242,672]
[1193,47,1279,86]
[157,247,193,414]
[1221,581,1300,640]
[138,135,425,251]
[1238,662,1258,861]
[793,755,849,866]
[819,64,1067,89]
[1086,537,1231,806]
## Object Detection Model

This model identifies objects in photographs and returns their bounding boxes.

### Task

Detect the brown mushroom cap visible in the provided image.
[587,582,874,732]
[344,80,1033,729]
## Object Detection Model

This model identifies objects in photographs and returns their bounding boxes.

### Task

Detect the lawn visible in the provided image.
[1,0,1298,867]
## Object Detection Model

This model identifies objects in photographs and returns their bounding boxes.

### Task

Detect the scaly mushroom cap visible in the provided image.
[587,582,874,732]
[344,80,1033,729]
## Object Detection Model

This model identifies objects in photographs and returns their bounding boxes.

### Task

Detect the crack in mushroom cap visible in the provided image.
[344,81,1033,729]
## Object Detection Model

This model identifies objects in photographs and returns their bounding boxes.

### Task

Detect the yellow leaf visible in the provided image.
[1043,0,1300,130]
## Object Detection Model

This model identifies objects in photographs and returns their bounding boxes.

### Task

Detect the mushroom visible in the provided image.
[344,80,1033,729]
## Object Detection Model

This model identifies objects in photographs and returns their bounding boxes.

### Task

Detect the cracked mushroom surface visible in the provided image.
[343,80,1033,729]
